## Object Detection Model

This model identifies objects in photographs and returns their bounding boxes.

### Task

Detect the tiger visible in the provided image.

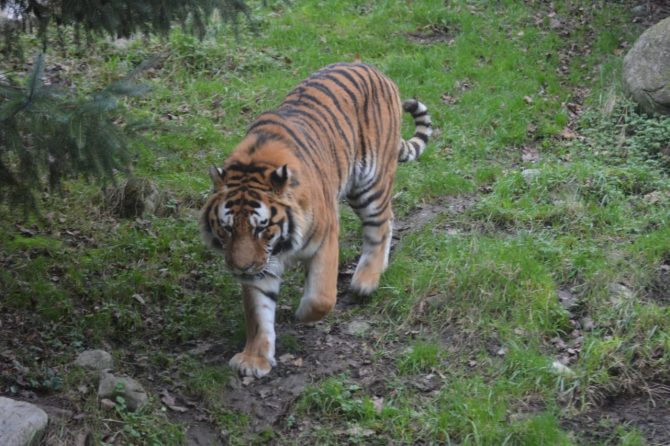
[200,62,432,377]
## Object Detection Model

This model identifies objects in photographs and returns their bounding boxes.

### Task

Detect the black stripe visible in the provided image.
[404,100,419,113]
[248,131,286,154]
[252,286,278,301]
[348,175,381,201]
[362,219,386,227]
[302,80,355,138]
[316,73,359,108]
[202,201,216,233]
[415,133,429,143]
[228,163,268,175]
[278,107,341,181]
[286,207,295,240]
[284,101,348,178]
[413,110,428,119]
[350,188,384,210]
[363,234,386,246]
[357,64,384,154]
[249,118,329,183]
[248,118,309,160]
[300,227,317,250]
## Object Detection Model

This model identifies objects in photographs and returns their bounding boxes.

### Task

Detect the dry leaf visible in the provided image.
[279,353,295,364]
[560,128,577,140]
[372,396,384,414]
[161,390,188,413]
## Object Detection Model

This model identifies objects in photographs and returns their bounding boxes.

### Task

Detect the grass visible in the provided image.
[2,0,670,444]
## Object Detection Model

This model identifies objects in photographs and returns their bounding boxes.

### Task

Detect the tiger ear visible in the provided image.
[209,166,226,190]
[270,164,290,192]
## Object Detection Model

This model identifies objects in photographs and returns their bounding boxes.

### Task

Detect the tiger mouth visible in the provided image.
[233,271,262,281]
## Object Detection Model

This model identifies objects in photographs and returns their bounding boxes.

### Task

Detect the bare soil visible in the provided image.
[563,385,670,445]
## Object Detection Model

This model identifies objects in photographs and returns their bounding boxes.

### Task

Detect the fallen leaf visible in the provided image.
[560,128,577,140]
[521,146,540,163]
[523,95,533,104]
[100,398,116,410]
[279,353,295,364]
[293,357,304,367]
[242,376,255,386]
[161,390,188,413]
[372,396,384,414]
[441,93,457,105]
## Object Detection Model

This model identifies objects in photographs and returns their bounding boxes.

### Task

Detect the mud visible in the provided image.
[563,386,670,445]
[405,24,458,45]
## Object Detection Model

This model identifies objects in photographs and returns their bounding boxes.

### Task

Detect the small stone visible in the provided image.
[0,397,49,446]
[610,283,634,302]
[581,317,595,331]
[551,360,576,378]
[345,320,371,336]
[97,370,148,411]
[100,398,116,410]
[521,169,541,184]
[630,4,647,16]
[557,289,578,310]
[75,350,113,371]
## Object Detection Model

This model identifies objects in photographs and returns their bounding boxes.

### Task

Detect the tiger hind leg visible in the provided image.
[349,195,393,296]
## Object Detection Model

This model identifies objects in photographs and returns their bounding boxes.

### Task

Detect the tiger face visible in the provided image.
[201,163,295,279]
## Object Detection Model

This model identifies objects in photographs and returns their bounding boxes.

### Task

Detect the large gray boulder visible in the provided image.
[0,397,49,446]
[623,17,670,115]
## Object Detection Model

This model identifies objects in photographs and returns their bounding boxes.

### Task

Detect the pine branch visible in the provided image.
[0,53,150,214]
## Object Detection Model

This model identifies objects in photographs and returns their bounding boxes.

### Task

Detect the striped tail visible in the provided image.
[398,99,432,162]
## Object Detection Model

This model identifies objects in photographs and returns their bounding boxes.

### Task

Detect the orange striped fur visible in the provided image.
[200,62,432,377]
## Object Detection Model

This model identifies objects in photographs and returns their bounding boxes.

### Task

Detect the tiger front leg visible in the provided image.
[295,228,339,323]
[229,284,278,378]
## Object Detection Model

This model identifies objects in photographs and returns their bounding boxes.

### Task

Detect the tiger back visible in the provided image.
[200,62,432,377]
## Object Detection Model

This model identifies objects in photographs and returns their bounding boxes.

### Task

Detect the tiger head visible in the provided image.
[200,162,297,279]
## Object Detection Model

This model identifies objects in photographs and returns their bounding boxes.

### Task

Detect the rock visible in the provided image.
[551,360,576,378]
[105,178,166,218]
[610,283,634,302]
[345,320,371,336]
[630,4,647,17]
[97,370,148,411]
[623,17,670,115]
[74,349,113,371]
[521,169,541,184]
[0,397,49,446]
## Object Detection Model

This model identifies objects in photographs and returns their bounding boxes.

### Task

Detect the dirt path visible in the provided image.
[172,197,476,444]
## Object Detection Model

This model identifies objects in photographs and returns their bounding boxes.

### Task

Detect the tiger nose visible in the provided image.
[231,261,256,273]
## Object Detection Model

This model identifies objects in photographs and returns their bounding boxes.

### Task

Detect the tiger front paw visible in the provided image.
[229,352,275,378]
[295,296,335,323]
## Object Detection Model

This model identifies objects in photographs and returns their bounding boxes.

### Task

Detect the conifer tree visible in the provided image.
[1,0,251,50]
[0,1,251,212]
[0,53,150,213]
